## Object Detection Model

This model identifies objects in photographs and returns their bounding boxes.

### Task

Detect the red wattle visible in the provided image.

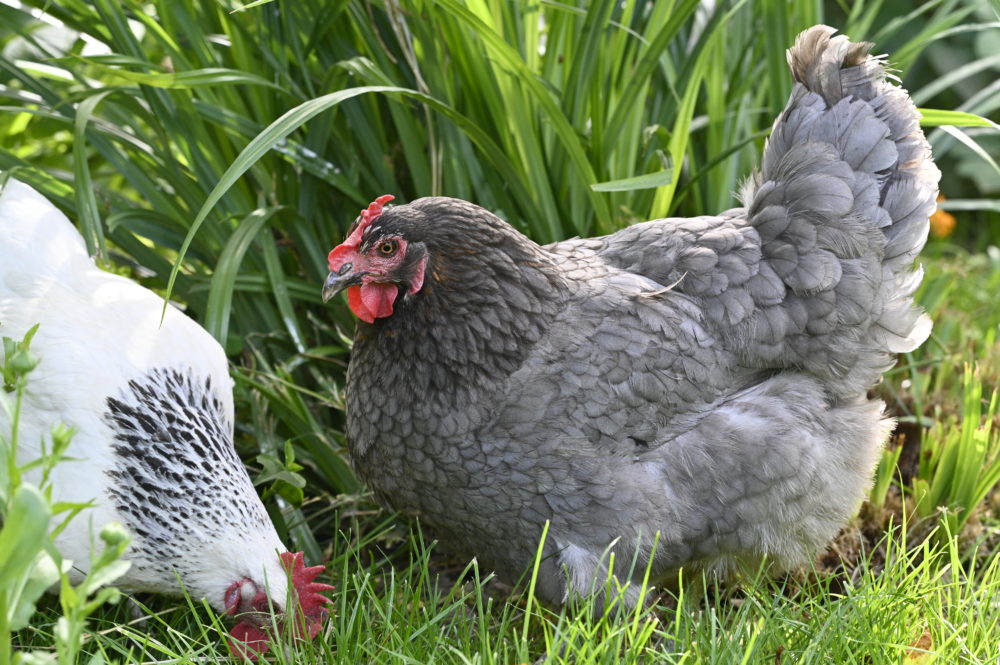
[346,286,373,323]
[347,284,397,322]
[361,283,397,319]
[228,621,270,661]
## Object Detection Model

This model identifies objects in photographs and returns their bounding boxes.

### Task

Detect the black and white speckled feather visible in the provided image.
[103,367,275,587]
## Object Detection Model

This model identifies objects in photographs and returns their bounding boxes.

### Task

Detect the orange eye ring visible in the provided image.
[378,241,396,255]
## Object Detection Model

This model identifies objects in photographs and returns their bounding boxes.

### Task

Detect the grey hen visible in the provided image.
[321,26,939,605]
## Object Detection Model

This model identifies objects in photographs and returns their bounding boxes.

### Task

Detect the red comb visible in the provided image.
[328,194,396,270]
[360,194,395,224]
[279,550,335,631]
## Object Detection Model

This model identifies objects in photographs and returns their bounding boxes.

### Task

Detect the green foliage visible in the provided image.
[255,440,307,506]
[1,325,43,508]
[906,247,1000,411]
[875,245,1000,522]
[1,325,39,395]
[0,485,55,654]
[913,365,1000,537]
[48,524,131,665]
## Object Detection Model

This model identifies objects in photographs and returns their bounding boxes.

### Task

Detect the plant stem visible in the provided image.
[0,589,11,665]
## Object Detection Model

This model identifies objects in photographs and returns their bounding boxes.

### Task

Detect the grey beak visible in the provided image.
[322,263,365,303]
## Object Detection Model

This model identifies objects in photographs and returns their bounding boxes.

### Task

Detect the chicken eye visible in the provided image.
[378,241,397,256]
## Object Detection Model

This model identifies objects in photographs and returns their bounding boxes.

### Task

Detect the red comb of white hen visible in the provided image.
[280,550,335,637]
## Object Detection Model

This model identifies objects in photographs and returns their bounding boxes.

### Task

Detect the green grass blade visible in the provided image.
[937,125,1000,181]
[204,206,283,343]
[73,89,118,260]
[918,108,1000,129]
[590,169,673,193]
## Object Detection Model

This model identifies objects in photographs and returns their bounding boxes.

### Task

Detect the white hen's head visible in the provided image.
[220,552,332,659]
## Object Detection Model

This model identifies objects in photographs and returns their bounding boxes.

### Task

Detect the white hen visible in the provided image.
[0,178,330,659]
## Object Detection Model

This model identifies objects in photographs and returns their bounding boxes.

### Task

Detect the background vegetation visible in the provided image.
[1,0,999,662]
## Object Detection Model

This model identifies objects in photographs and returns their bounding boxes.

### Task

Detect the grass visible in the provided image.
[1,0,1000,662]
[13,518,1000,664]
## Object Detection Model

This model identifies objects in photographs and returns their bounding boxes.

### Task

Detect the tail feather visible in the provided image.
[787,27,882,104]
[739,25,939,397]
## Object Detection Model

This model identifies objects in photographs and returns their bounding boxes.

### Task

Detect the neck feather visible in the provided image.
[348,228,566,410]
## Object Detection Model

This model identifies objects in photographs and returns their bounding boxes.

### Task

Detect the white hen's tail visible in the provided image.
[739,25,939,398]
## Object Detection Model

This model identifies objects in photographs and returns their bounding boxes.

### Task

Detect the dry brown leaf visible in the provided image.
[906,626,934,663]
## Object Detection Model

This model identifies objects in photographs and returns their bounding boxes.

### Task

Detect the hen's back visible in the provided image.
[551,26,937,400]
[0,179,231,420]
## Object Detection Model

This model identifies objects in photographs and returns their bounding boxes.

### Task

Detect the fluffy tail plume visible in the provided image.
[740,25,940,397]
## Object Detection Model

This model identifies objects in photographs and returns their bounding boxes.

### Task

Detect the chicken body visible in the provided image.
[0,179,328,656]
[324,26,939,605]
